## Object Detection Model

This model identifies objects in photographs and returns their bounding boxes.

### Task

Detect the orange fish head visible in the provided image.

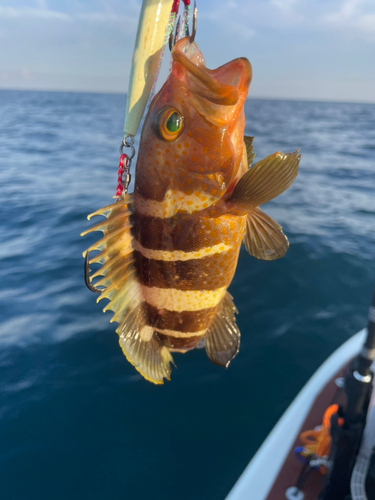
[135,37,252,209]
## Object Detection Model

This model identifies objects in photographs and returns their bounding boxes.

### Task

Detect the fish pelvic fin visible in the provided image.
[243,207,289,261]
[244,136,255,168]
[230,149,301,208]
[117,304,174,385]
[205,293,240,368]
[229,149,299,260]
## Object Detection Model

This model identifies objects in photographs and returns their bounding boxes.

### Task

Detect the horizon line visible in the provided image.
[0,86,375,106]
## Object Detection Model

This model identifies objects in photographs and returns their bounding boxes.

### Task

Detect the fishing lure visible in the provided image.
[82,28,300,384]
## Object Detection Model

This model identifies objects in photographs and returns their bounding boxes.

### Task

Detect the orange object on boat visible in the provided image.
[298,404,344,474]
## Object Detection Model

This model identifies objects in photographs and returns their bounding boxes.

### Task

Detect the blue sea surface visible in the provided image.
[1,90,374,500]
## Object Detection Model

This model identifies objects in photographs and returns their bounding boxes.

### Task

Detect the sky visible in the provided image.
[0,0,374,102]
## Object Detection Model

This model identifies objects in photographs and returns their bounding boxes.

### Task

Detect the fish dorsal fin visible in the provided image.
[205,293,240,368]
[231,149,300,208]
[244,135,255,168]
[82,195,143,333]
[244,207,289,261]
[81,195,173,384]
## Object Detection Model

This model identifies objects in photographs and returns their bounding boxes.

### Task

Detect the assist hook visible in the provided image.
[84,252,105,294]
[169,1,197,51]
[190,1,197,44]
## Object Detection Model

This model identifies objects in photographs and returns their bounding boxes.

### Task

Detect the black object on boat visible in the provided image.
[320,289,375,499]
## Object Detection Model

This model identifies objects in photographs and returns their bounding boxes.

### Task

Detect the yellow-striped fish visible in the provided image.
[82,36,301,384]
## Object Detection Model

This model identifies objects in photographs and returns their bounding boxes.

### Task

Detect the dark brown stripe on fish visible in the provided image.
[134,249,239,291]
[133,213,244,252]
[146,303,219,333]
[155,333,203,350]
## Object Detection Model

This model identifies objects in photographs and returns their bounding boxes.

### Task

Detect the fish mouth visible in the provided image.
[172,37,252,108]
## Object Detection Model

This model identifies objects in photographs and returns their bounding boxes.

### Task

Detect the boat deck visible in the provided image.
[266,365,348,500]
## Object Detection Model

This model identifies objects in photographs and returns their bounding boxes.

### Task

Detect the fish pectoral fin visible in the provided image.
[244,135,255,168]
[231,149,300,208]
[117,304,174,385]
[205,293,240,368]
[244,207,289,261]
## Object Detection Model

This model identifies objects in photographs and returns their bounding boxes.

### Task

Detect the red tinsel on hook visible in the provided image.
[171,0,180,13]
[116,154,127,196]
[171,0,190,14]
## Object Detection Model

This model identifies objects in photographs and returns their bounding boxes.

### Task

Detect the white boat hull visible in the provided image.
[226,329,367,500]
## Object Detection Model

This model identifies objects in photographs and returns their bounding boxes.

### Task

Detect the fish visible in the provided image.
[82,36,301,384]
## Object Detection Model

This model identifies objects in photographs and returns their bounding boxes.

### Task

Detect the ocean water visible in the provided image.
[1,89,374,500]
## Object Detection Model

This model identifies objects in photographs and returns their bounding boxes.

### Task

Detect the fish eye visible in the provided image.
[155,107,183,141]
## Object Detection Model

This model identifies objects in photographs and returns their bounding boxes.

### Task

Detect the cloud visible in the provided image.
[200,1,256,40]
[0,69,33,83]
[0,6,69,20]
[0,0,373,100]
[35,0,48,8]
[21,68,32,81]
[270,0,299,12]
[321,0,375,41]
[0,5,139,25]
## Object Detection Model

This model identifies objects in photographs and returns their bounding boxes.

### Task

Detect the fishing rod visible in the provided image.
[320,287,375,499]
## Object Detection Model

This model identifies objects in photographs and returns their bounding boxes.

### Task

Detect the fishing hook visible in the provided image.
[169,15,181,51]
[190,1,197,44]
[84,251,105,294]
[174,16,181,47]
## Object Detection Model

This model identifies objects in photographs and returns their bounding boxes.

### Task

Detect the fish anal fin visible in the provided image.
[244,135,255,168]
[231,150,300,208]
[205,293,240,368]
[244,207,289,260]
[117,304,173,385]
